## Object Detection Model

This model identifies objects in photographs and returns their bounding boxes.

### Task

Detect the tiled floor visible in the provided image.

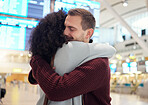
[1,83,148,105]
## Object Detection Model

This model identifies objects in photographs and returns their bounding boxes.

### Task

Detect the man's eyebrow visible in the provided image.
[68,26,76,29]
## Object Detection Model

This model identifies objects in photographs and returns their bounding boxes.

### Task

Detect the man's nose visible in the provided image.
[64,27,69,36]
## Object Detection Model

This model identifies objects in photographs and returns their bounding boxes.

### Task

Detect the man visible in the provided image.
[29,8,113,105]
[64,9,95,43]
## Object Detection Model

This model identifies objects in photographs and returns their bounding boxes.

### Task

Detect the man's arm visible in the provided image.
[30,55,110,101]
[89,43,116,58]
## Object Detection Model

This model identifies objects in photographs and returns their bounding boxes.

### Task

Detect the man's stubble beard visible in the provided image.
[75,33,86,42]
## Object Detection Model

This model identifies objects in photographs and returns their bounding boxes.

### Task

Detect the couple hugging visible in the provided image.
[29,8,116,105]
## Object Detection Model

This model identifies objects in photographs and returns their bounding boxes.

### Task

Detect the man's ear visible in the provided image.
[86,28,94,39]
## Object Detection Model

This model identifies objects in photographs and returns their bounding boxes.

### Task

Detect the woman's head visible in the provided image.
[29,10,67,63]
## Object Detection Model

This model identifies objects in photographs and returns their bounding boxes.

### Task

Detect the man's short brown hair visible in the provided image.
[68,8,96,30]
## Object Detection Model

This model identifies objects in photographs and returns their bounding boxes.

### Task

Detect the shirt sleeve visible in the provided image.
[30,55,109,101]
[89,43,116,58]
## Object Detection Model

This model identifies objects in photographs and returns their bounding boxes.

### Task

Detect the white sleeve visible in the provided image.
[89,43,116,58]
[54,41,116,75]
[54,41,90,75]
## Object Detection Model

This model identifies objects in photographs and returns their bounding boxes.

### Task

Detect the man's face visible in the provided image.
[64,15,89,43]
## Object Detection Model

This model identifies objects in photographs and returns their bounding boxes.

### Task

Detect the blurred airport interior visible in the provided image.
[0,0,148,105]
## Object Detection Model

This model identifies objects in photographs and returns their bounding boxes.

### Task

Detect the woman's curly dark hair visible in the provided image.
[29,10,67,64]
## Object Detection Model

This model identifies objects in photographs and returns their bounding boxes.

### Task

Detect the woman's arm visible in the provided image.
[30,55,109,101]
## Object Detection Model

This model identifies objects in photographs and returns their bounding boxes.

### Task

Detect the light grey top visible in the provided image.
[36,41,116,105]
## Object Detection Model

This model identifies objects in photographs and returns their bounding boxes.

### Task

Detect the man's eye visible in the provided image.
[70,28,73,31]
[70,28,75,31]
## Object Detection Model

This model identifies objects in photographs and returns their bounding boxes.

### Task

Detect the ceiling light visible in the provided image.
[39,2,44,5]
[29,0,37,4]
[123,0,128,7]
[133,45,136,49]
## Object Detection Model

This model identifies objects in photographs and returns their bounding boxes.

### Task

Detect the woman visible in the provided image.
[28,10,116,105]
